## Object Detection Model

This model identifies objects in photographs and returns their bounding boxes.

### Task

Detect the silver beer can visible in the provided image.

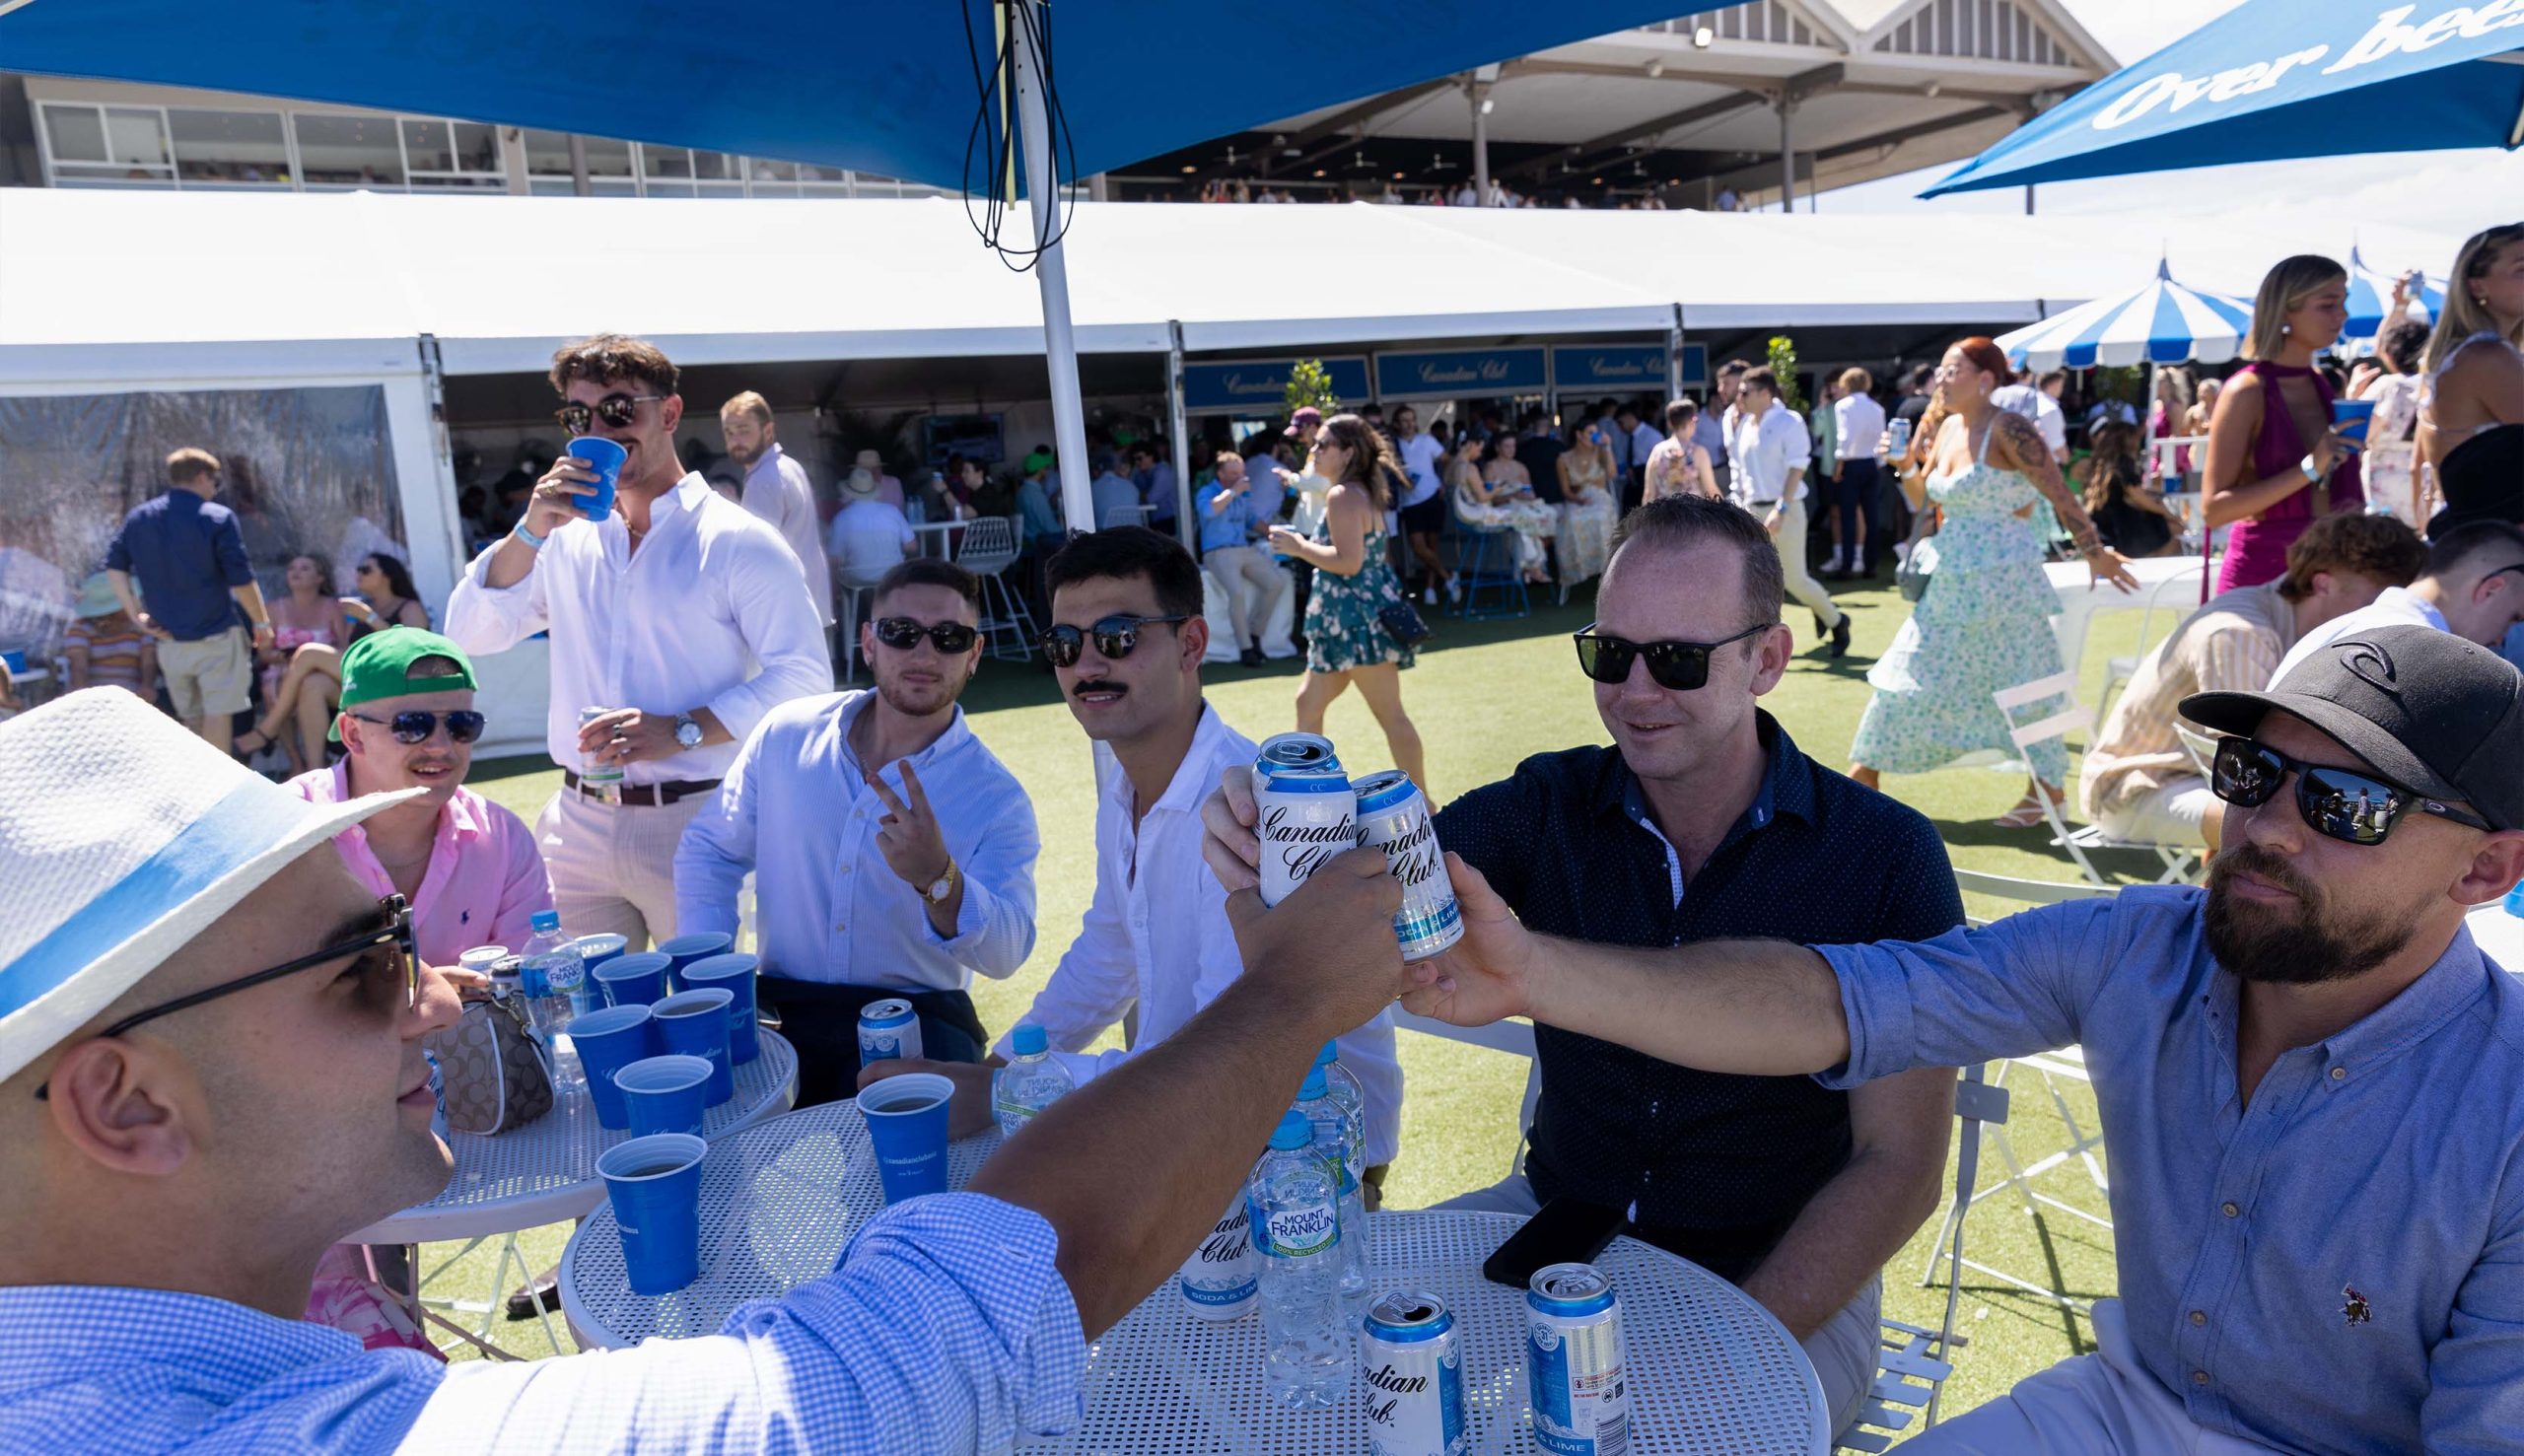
[1254,733,1356,909]
[1363,1291,1469,1456]
[1353,770,1463,961]
[1525,1263,1628,1456]
[857,998,924,1067]
[1176,1196,1258,1321]
[578,705,625,794]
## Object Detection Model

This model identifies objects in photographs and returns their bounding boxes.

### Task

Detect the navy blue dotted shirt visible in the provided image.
[1433,712,1964,1281]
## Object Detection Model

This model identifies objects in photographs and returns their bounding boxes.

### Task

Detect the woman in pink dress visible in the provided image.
[2201,255,2364,591]
[235,553,352,773]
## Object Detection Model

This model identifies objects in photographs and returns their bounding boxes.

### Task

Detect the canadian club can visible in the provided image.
[1176,1197,1258,1320]
[1254,732,1357,908]
[856,998,923,1068]
[1353,770,1464,961]
[1362,1291,1469,1456]
[1526,1263,1629,1456]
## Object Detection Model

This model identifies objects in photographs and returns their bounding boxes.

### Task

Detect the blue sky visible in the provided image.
[1813,0,2524,243]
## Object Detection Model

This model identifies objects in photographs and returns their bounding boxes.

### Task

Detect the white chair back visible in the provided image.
[955,516,1018,575]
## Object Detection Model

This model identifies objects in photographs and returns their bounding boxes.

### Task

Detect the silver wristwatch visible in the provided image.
[672,713,704,749]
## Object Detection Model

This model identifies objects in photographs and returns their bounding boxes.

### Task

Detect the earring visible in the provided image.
[2280,322,2291,335]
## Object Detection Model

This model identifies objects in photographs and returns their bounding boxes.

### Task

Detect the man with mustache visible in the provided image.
[1407,624,2524,1454]
[866,527,1403,1196]
[676,559,1039,1105]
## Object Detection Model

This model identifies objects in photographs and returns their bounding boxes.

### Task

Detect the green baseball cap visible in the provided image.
[329,627,478,741]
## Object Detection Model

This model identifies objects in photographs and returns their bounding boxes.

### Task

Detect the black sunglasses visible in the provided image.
[1573,622,1773,692]
[873,617,979,654]
[553,393,667,434]
[2209,737,2489,847]
[349,709,487,745]
[35,896,416,1100]
[1038,614,1189,669]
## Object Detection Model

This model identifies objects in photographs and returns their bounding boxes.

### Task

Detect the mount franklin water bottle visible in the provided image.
[1249,1109,1352,1409]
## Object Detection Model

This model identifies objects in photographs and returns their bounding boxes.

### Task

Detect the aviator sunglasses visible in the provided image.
[347,709,487,745]
[1037,614,1190,669]
[2208,736,2489,847]
[873,617,979,654]
[1572,622,1772,692]
[553,393,667,434]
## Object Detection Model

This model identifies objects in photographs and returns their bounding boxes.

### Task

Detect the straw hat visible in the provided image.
[0,688,420,1084]
[842,468,881,501]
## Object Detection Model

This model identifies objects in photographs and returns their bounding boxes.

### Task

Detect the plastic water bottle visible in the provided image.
[1312,1041,1368,1174]
[1297,1065,1370,1315]
[992,1023,1075,1137]
[519,912,587,1092]
[1250,1109,1352,1409]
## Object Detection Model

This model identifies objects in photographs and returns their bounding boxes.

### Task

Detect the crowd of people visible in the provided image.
[1194,174,1713,211]
[2,221,2519,1456]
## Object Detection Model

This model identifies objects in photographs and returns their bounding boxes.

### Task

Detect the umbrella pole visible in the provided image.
[1165,321,1195,547]
[1009,0,1094,534]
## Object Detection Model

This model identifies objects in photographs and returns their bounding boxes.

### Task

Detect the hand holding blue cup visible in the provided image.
[679,953,760,1065]
[594,950,671,1009]
[857,1072,955,1204]
[597,1132,708,1295]
[613,1053,714,1139]
[653,987,736,1106]
[568,1004,657,1130]
[565,436,626,522]
[2330,397,2375,449]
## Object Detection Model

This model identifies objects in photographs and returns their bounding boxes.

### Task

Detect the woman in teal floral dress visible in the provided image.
[1852,337,2138,826]
[1268,413,1429,792]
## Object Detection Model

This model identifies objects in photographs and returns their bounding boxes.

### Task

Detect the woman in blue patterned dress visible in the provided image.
[1268,413,1429,792]
[1852,337,2138,827]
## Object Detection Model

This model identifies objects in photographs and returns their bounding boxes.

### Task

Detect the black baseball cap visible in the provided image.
[2180,624,2523,832]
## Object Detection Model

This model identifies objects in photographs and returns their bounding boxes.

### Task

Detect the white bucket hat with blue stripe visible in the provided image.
[0,687,420,1086]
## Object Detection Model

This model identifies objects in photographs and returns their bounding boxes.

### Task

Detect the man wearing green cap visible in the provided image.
[286,627,552,965]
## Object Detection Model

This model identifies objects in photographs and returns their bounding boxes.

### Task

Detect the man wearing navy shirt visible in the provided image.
[1205,494,1958,1436]
[105,447,276,753]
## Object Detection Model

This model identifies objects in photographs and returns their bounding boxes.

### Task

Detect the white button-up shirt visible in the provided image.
[1000,705,1405,1165]
[743,442,834,626]
[673,690,1039,992]
[1723,402,1814,508]
[1833,391,1886,463]
[445,472,832,785]
[2269,586,2453,686]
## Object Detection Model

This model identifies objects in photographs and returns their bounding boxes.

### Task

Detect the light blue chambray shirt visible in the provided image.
[0,1194,1084,1454]
[675,690,1039,993]
[1819,885,2524,1455]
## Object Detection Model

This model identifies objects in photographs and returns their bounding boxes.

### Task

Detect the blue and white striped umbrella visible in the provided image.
[2344,245,2446,339]
[1996,260,2257,371]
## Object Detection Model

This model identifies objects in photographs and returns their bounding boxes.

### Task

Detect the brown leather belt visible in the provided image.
[562,770,722,806]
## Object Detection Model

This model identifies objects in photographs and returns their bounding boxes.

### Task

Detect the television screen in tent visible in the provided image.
[924,414,1006,468]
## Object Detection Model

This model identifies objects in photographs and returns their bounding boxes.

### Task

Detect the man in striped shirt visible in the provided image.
[61,573,157,702]
[2079,513,2422,846]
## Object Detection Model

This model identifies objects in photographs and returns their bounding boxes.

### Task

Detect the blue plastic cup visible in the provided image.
[652,988,736,1106]
[856,1072,954,1204]
[575,933,629,974]
[613,1053,714,1139]
[596,1132,708,1295]
[656,932,734,992]
[569,1004,657,1130]
[566,435,625,521]
[679,953,760,1066]
[2331,397,2375,447]
[594,950,672,1009]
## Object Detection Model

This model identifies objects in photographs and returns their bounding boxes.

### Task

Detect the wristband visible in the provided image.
[511,520,547,549]
[2299,453,2320,483]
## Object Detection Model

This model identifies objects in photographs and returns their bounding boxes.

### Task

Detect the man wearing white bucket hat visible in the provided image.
[0,688,1415,1452]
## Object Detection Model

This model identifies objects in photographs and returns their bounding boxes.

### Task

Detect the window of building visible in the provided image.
[169,109,292,187]
[401,118,505,188]
[40,103,174,185]
[640,144,746,197]
[522,128,637,196]
[291,112,406,188]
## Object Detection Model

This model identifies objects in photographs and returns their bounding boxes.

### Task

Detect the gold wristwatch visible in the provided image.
[923,858,961,904]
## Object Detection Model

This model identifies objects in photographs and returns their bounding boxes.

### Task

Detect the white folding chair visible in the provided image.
[2097,560,2206,721]
[1391,1008,1541,1177]
[1995,672,2201,887]
[1836,1062,2011,1449]
[951,517,1037,661]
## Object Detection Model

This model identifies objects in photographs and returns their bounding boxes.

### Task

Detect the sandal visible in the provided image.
[233,728,274,758]
[1993,790,2061,829]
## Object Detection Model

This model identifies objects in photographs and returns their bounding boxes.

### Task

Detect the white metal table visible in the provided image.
[910,519,970,559]
[2044,553,2201,675]
[562,1101,1830,1454]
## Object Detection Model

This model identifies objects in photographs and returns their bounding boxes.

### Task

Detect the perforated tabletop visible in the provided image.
[348,1029,797,1245]
[561,1100,1828,1454]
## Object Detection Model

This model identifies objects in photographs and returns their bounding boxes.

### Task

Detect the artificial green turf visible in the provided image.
[431,573,2152,1440]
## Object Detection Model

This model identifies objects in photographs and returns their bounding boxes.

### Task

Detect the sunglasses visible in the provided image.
[2209,737,2489,847]
[873,617,978,654]
[553,393,667,434]
[1573,622,1773,692]
[35,896,416,1100]
[349,709,487,744]
[1038,614,1189,669]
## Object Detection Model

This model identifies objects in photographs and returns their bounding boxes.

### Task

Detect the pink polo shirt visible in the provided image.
[288,762,553,966]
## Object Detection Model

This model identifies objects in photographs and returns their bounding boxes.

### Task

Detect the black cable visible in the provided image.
[960,0,1077,275]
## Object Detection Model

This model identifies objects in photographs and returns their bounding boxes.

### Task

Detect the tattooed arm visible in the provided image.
[1989,409,2139,591]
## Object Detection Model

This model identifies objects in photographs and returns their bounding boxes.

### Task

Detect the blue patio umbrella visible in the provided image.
[1925,0,2524,196]
[2344,245,2448,339]
[0,0,1696,527]
[1992,260,2255,371]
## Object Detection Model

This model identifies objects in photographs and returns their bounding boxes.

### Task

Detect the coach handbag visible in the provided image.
[424,992,554,1136]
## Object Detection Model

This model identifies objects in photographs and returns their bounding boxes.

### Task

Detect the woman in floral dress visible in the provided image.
[1552,424,1622,588]
[1852,337,2138,827]
[1450,432,1556,582]
[1269,413,1429,792]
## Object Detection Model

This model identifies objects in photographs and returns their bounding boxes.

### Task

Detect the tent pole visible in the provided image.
[1165,320,1194,546]
[1666,304,1686,402]
[1009,0,1093,534]
[1776,99,1795,214]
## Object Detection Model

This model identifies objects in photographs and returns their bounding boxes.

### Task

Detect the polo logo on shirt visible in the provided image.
[2336,639,2400,698]
[2340,1283,2371,1327]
